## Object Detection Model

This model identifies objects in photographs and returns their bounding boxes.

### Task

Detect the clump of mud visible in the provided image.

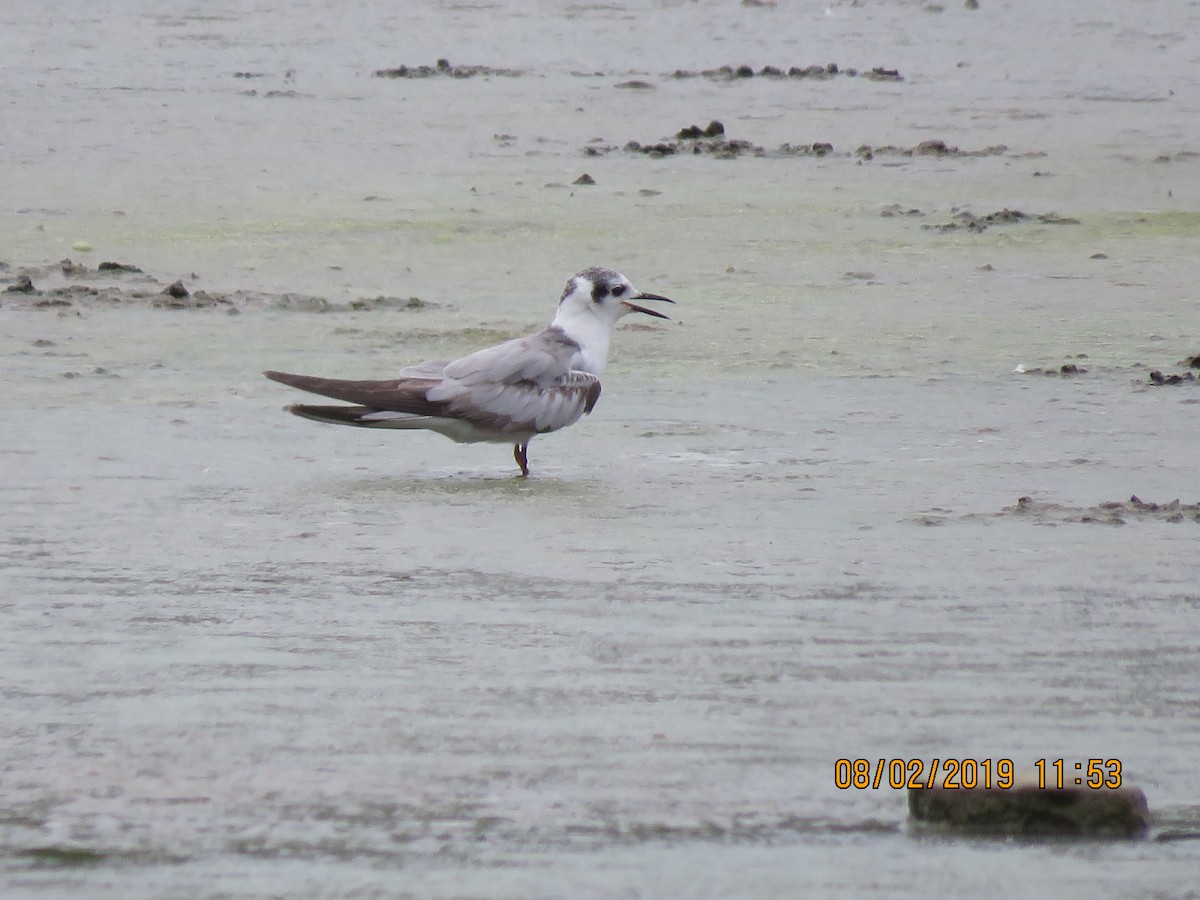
[1008,495,1200,526]
[916,495,1200,527]
[909,207,1081,233]
[370,60,902,84]
[856,140,1010,161]
[1013,362,1090,377]
[0,260,435,312]
[668,63,902,81]
[374,58,523,79]
[586,120,821,160]
[1148,360,1199,385]
[586,127,1015,162]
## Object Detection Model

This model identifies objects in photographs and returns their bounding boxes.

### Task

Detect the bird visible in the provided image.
[264,266,674,477]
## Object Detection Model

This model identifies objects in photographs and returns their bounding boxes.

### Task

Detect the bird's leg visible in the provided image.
[513,443,530,478]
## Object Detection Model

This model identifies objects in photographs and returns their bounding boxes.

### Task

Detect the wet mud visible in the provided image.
[6,3,1200,896]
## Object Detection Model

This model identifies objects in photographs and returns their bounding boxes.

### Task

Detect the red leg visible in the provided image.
[513,443,529,478]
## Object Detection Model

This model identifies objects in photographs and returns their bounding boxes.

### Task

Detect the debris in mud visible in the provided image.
[1008,495,1200,526]
[587,131,1018,163]
[373,58,523,79]
[1012,357,1089,376]
[614,80,654,90]
[1153,150,1200,163]
[612,125,765,159]
[587,121,821,160]
[5,274,36,294]
[1,261,438,313]
[879,204,925,218]
[676,121,726,140]
[856,141,1010,161]
[922,207,1081,232]
[573,173,597,185]
[668,63,902,81]
[1148,369,1197,386]
[916,495,1200,527]
[348,295,437,311]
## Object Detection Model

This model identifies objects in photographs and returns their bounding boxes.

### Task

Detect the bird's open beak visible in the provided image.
[621,292,675,320]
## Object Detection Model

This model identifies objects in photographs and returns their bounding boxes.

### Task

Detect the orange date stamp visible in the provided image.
[833,758,1123,790]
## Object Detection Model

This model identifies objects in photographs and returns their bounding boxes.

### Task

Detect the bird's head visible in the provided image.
[555,266,674,329]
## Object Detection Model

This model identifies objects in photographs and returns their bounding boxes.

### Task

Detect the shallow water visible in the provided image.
[3,1,1200,897]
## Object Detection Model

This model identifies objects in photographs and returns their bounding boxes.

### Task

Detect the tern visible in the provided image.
[264,266,674,477]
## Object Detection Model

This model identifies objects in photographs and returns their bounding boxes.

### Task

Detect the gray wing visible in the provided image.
[437,369,601,434]
[439,326,581,388]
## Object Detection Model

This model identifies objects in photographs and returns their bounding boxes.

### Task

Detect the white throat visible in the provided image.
[551,304,616,376]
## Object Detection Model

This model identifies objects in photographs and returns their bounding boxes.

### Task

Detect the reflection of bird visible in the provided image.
[265,267,674,477]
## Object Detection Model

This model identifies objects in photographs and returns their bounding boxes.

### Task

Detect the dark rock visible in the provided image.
[163,280,190,298]
[573,173,597,185]
[97,261,143,273]
[909,783,1150,838]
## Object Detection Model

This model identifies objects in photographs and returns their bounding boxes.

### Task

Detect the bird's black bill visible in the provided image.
[623,291,675,320]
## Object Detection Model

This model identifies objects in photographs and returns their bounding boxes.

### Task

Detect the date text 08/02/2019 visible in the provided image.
[833,758,1124,790]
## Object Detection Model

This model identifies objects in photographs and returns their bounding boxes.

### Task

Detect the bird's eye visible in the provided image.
[611,284,626,297]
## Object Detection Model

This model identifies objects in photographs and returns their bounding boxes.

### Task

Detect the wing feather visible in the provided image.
[441,327,580,387]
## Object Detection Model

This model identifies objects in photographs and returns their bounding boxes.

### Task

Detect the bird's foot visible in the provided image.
[513,443,530,478]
